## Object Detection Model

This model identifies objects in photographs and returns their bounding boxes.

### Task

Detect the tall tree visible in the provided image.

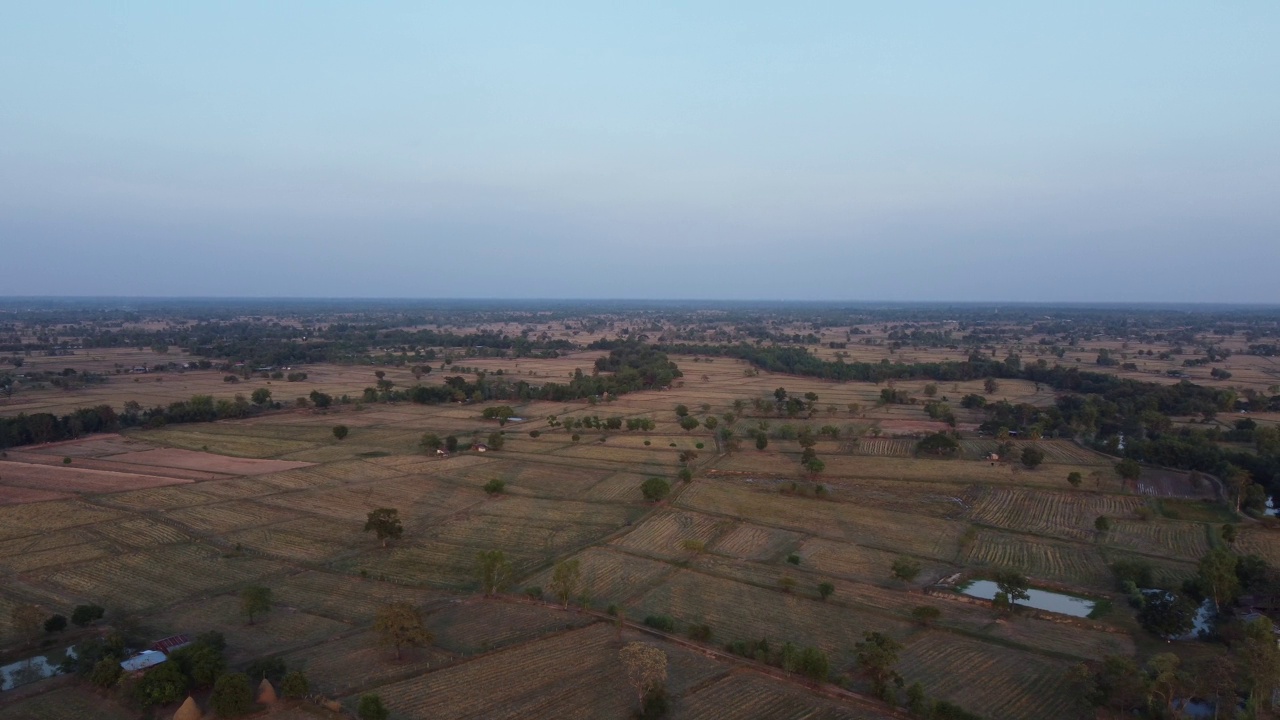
[1197,548,1240,610]
[364,508,404,548]
[854,631,904,701]
[550,558,582,607]
[620,643,668,712]
[373,603,433,661]
[240,586,272,625]
[475,550,512,596]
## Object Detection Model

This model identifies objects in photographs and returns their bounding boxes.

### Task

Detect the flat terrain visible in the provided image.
[0,351,1273,719]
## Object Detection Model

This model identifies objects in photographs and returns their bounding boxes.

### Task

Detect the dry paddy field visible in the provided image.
[0,355,1242,720]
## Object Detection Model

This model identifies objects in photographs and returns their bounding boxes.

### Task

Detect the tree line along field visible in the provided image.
[2,336,1279,720]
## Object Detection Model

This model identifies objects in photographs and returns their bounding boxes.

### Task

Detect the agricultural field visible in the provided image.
[0,313,1269,720]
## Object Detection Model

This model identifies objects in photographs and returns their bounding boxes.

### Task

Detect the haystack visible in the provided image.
[258,677,278,704]
[173,696,201,720]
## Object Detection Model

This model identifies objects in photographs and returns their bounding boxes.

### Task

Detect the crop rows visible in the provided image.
[166,500,301,533]
[434,513,610,558]
[95,484,226,511]
[523,546,671,604]
[147,593,352,664]
[680,482,965,561]
[90,517,192,549]
[0,500,123,541]
[679,673,888,720]
[281,630,452,696]
[365,624,631,719]
[962,530,1111,587]
[634,571,911,663]
[798,537,927,581]
[226,516,357,563]
[711,523,802,561]
[968,487,1143,541]
[614,510,729,559]
[271,570,431,624]
[1033,441,1108,465]
[34,545,285,612]
[898,632,1078,720]
[1235,530,1280,567]
[427,600,593,655]
[854,438,915,457]
[1103,520,1211,563]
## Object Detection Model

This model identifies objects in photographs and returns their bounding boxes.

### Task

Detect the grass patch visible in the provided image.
[1156,498,1237,523]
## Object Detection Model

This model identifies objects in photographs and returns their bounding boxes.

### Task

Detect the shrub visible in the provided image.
[280,671,309,699]
[210,673,254,717]
[786,554,801,565]
[911,605,941,626]
[71,604,104,627]
[818,582,835,601]
[524,586,543,600]
[44,614,67,633]
[643,615,675,632]
[245,656,287,682]
[641,477,671,502]
[358,694,390,720]
[483,479,505,496]
[687,624,713,642]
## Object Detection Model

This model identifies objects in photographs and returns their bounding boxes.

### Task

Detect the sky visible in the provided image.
[2,2,1278,302]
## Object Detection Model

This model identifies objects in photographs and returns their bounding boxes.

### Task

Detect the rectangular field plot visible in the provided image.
[102,448,313,475]
[0,528,113,574]
[131,428,317,458]
[1235,529,1280,567]
[897,632,1080,720]
[32,544,288,612]
[88,517,192,549]
[144,593,352,664]
[676,672,894,720]
[281,629,453,697]
[710,523,803,562]
[256,477,479,524]
[0,460,191,495]
[0,500,124,541]
[962,530,1112,588]
[581,472,648,503]
[523,547,673,605]
[1102,520,1212,563]
[679,482,966,561]
[852,438,916,457]
[95,483,232,511]
[982,614,1135,660]
[634,570,912,665]
[427,600,592,655]
[440,459,613,497]
[799,537,949,584]
[549,443,682,468]
[225,516,360,562]
[166,499,305,533]
[613,509,731,560]
[360,624,698,720]
[0,683,136,720]
[270,571,436,624]
[967,487,1144,541]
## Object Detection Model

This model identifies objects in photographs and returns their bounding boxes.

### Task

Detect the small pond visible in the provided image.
[957,580,1096,617]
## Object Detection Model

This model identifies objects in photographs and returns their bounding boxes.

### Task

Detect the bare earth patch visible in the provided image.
[0,461,191,500]
[104,448,314,475]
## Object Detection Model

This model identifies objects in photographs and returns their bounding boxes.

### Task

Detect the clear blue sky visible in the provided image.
[2,3,1277,301]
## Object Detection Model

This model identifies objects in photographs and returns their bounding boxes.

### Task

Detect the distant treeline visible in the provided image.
[0,343,679,449]
[646,342,1280,492]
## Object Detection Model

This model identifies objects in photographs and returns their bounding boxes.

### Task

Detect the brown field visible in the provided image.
[0,343,1251,720]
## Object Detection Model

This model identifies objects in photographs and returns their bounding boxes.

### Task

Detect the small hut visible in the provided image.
[257,677,278,705]
[173,696,201,720]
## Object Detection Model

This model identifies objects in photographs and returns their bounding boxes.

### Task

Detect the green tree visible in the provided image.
[996,570,1030,606]
[332,425,348,440]
[1138,591,1197,638]
[250,388,271,405]
[910,606,941,626]
[1094,516,1110,533]
[240,585,272,625]
[483,478,505,496]
[620,643,668,713]
[983,378,999,394]
[854,631,904,701]
[891,557,922,582]
[89,658,122,688]
[486,431,505,450]
[1239,617,1280,708]
[71,604,104,627]
[280,671,309,699]
[364,508,404,548]
[1221,523,1237,545]
[1067,471,1082,488]
[755,434,768,451]
[679,416,700,432]
[641,477,671,502]
[445,435,459,452]
[358,694,390,720]
[915,432,959,457]
[674,404,689,417]
[1197,548,1240,609]
[419,433,442,452]
[796,647,829,682]
[475,550,512,596]
[1115,458,1141,481]
[134,661,189,708]
[1020,445,1045,469]
[550,558,582,607]
[210,672,253,717]
[818,582,835,601]
[374,603,433,661]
